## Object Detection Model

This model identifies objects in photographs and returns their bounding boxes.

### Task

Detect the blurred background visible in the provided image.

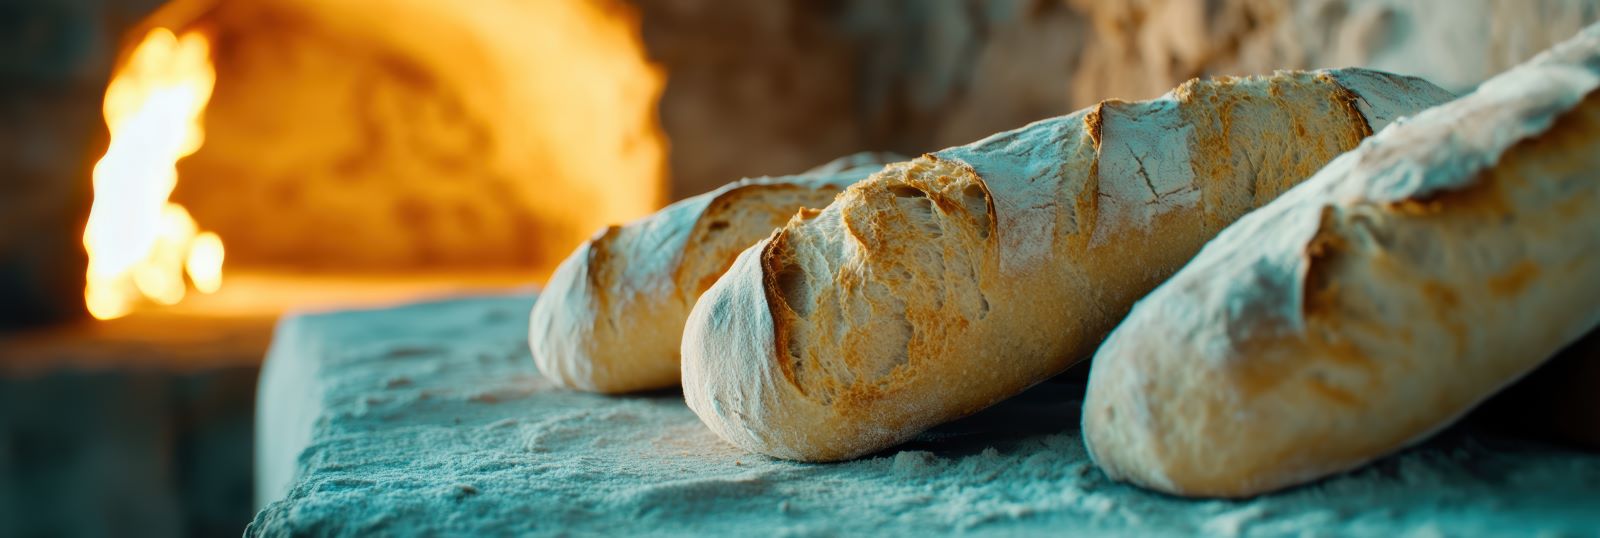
[2,0,1597,535]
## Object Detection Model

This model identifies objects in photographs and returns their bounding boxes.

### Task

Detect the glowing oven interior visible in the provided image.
[84,0,667,319]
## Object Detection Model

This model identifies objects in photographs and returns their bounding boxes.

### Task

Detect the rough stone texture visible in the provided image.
[12,0,1600,300]
[251,295,1600,536]
[95,0,1095,274]
[646,0,1600,199]
[641,0,1090,199]
[1068,0,1600,105]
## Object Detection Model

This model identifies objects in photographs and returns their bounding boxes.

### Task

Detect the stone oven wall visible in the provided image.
[3,1,1600,536]
[4,0,1599,325]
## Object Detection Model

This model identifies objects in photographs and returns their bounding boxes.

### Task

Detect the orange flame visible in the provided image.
[84,28,223,320]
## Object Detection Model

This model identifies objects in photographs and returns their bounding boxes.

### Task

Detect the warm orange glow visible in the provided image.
[172,0,667,272]
[84,28,223,320]
[187,231,225,294]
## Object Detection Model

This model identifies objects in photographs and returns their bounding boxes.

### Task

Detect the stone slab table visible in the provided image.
[248,294,1600,536]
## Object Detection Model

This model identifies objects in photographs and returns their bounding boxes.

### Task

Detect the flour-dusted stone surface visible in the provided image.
[248,294,1600,536]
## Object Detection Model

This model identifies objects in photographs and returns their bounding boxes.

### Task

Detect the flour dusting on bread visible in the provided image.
[1083,24,1600,498]
[1086,99,1199,248]
[531,155,896,393]
[937,114,1091,274]
[684,68,1454,461]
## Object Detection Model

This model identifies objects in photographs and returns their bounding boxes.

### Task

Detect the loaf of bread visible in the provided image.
[681,69,1454,461]
[530,154,897,393]
[1082,25,1600,498]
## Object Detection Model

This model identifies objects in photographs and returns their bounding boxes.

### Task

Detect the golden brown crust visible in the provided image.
[1083,101,1111,150]
[583,225,622,320]
[762,228,801,396]
[1084,50,1600,497]
[1178,72,1373,233]
[531,164,879,394]
[674,182,815,296]
[684,68,1452,461]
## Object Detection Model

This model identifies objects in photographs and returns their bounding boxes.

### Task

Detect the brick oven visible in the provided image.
[4,0,1598,535]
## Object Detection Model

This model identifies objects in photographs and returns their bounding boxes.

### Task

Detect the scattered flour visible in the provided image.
[936,113,1086,275]
[250,294,1600,536]
[1088,98,1200,248]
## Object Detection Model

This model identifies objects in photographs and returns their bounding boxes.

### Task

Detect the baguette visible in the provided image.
[1082,25,1600,498]
[682,69,1453,461]
[529,154,896,393]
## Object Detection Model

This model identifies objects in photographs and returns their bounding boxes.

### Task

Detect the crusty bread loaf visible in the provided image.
[529,154,897,393]
[1082,25,1600,498]
[682,69,1454,461]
